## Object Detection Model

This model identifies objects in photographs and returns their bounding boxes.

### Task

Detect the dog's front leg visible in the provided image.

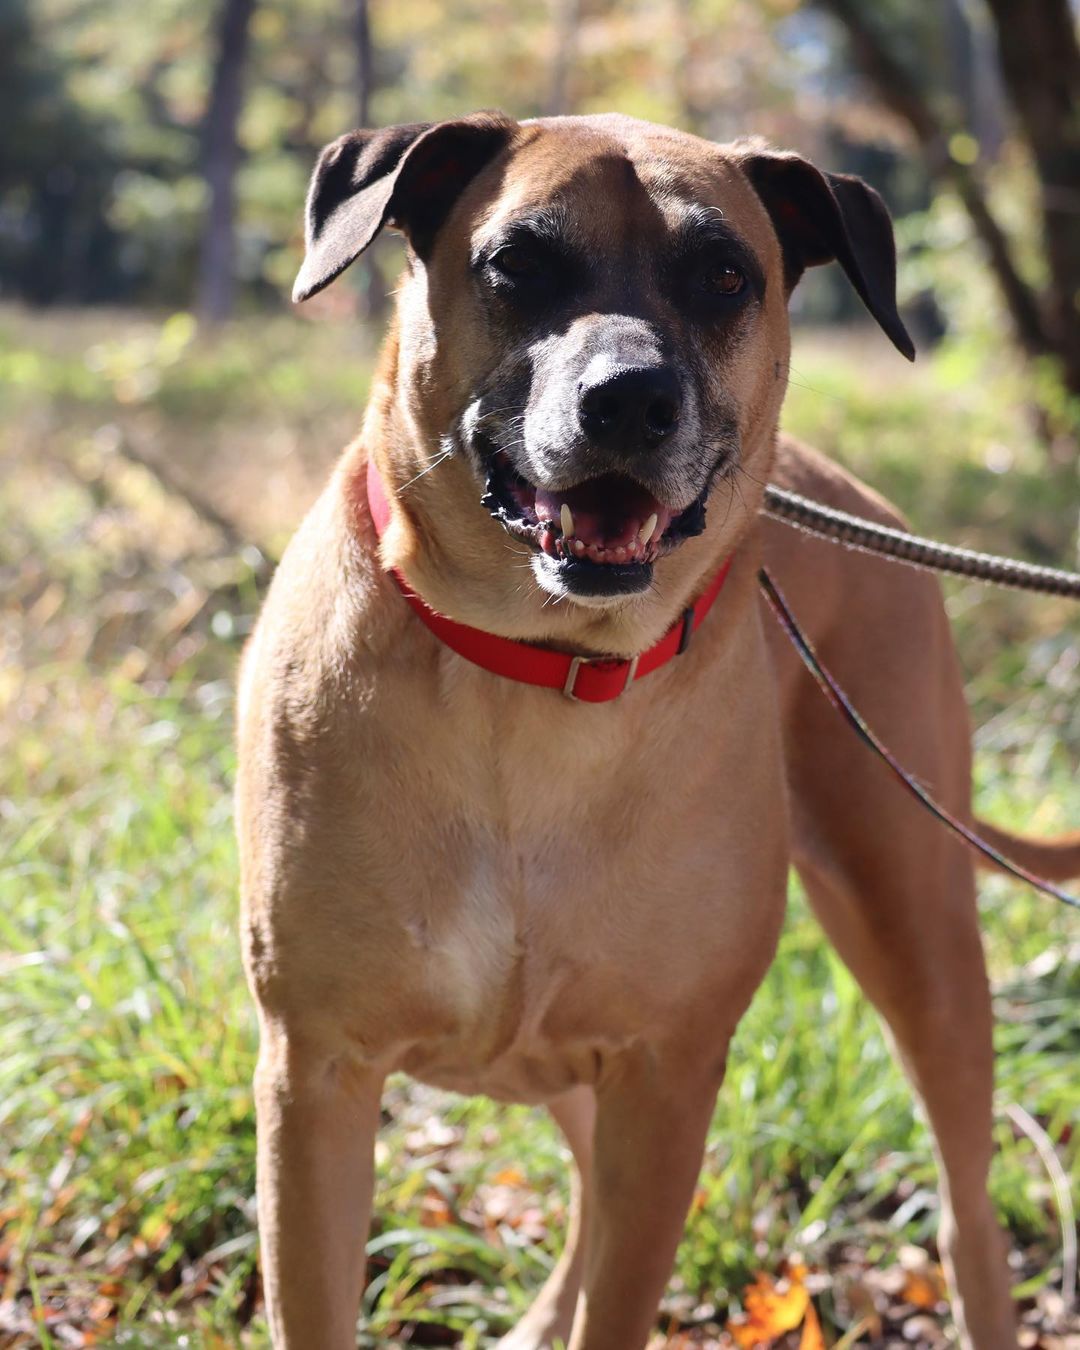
[567,1044,724,1350]
[254,1025,383,1350]
[498,1086,596,1350]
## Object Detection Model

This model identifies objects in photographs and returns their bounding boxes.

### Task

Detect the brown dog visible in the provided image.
[237,112,1078,1349]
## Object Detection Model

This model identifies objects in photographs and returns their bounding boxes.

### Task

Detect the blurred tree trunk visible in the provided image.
[981,0,1080,409]
[354,0,373,125]
[816,0,1080,475]
[353,0,387,323]
[672,0,708,136]
[197,0,256,325]
[815,0,1048,364]
[545,0,580,115]
[942,0,1005,160]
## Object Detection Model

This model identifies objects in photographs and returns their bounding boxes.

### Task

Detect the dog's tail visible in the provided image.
[974,819,1080,883]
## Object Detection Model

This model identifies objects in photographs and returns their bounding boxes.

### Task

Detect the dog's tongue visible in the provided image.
[534,475,674,549]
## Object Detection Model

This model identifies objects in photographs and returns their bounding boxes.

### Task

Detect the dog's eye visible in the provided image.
[700,263,746,296]
[490,244,543,279]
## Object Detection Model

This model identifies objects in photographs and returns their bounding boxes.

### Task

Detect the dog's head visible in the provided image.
[295,113,911,627]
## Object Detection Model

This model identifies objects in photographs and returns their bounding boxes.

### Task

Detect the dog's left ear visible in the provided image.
[741,150,915,361]
[294,112,516,303]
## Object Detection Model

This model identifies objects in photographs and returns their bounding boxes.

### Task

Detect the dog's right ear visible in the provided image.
[741,147,915,361]
[293,112,516,303]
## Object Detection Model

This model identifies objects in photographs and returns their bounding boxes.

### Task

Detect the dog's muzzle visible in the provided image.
[485,451,693,565]
[481,449,709,597]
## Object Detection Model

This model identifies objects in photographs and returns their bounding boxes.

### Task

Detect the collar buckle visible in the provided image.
[563,653,640,702]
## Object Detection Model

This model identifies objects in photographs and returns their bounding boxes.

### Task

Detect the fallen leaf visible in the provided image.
[900,1268,946,1308]
[727,1270,810,1348]
[87,1295,116,1321]
[491,1165,526,1187]
[419,1191,453,1227]
[799,1301,826,1350]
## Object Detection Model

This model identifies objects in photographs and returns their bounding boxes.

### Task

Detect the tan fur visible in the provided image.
[237,115,1035,1348]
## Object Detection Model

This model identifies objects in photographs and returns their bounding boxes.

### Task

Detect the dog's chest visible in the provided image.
[312,658,785,1100]
[373,789,713,1099]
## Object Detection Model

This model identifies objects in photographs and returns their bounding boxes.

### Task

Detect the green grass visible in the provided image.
[1,307,1077,1346]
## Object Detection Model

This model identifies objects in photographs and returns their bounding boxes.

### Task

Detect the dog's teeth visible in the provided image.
[560,503,573,537]
[614,546,626,563]
[640,513,658,544]
[572,539,586,557]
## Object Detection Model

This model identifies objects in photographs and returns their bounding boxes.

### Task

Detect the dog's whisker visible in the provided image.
[718,484,736,531]
[395,449,455,494]
[783,369,847,404]
[477,402,530,421]
[733,462,768,491]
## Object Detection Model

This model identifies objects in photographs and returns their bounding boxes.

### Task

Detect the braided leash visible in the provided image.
[763,485,1080,598]
[757,566,1079,910]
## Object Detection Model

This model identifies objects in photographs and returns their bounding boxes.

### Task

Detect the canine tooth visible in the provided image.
[572,539,586,557]
[640,513,658,544]
[560,503,574,537]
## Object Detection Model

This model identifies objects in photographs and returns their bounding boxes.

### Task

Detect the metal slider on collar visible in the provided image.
[562,653,640,701]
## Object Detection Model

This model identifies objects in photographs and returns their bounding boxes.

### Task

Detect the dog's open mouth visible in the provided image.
[482,450,706,569]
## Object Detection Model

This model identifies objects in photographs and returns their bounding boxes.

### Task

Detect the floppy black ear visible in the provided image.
[741,149,915,361]
[293,112,515,303]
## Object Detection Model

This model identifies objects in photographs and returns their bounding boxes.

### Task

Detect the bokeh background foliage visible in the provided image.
[1,0,1079,1346]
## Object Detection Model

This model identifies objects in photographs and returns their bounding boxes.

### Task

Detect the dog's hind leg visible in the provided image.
[498,1085,595,1350]
[797,843,1016,1347]
[254,1025,384,1350]
[788,722,1017,1346]
[767,507,1018,1347]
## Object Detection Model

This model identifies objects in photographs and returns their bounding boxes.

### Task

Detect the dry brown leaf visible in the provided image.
[900,1268,946,1308]
[727,1269,810,1348]
[491,1165,526,1187]
[799,1300,827,1350]
[419,1192,453,1227]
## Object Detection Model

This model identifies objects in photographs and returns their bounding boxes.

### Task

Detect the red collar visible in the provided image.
[366,457,732,703]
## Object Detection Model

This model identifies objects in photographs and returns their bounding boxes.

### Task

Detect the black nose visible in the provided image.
[578,364,682,449]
